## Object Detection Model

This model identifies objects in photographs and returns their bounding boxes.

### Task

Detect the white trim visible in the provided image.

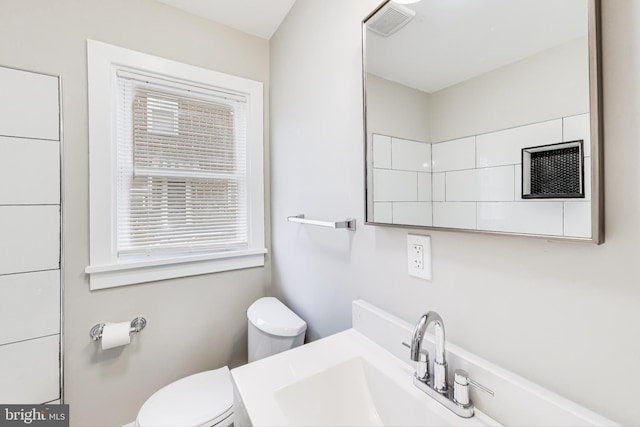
[88,252,265,290]
[86,40,265,290]
[86,248,267,274]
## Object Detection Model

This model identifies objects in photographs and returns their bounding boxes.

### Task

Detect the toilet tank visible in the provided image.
[247,297,306,363]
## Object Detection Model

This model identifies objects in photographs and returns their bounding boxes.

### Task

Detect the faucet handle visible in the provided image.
[402,342,430,382]
[453,369,494,406]
[415,348,429,382]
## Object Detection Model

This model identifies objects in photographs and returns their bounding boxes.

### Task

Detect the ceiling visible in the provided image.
[366,0,588,93]
[154,0,588,91]
[156,0,297,39]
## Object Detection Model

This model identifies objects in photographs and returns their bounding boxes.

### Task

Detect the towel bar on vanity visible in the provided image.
[89,316,147,341]
[287,214,356,231]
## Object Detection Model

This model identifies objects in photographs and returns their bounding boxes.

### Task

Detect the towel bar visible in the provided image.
[287,214,356,231]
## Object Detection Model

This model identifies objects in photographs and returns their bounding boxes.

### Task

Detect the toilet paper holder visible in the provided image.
[89,316,147,341]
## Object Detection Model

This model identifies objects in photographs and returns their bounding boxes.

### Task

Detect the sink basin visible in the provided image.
[231,329,498,427]
[275,356,460,426]
[232,300,619,427]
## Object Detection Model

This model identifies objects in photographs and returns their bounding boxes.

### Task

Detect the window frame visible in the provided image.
[86,40,266,290]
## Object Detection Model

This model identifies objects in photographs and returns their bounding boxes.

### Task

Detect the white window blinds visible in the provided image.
[116,72,248,259]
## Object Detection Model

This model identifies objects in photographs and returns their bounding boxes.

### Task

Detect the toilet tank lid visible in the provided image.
[247,297,307,337]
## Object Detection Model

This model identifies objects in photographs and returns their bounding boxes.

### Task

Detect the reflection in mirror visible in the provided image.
[363,0,602,242]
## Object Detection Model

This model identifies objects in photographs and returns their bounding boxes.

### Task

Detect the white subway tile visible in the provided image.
[479,166,516,202]
[373,169,417,202]
[0,335,59,403]
[564,202,592,238]
[372,134,392,169]
[477,120,562,167]
[373,202,393,223]
[0,206,60,275]
[432,137,475,172]
[0,68,59,140]
[0,270,60,345]
[477,202,563,236]
[515,165,523,201]
[563,113,591,154]
[446,170,476,201]
[392,138,431,172]
[0,137,60,205]
[433,202,476,229]
[418,173,432,201]
[445,169,478,202]
[446,166,514,202]
[432,173,446,202]
[392,202,432,227]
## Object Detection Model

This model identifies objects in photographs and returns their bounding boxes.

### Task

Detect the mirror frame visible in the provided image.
[362,0,604,244]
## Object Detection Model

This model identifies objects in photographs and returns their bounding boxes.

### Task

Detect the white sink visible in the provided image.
[231,329,498,427]
[231,300,618,427]
[275,356,473,427]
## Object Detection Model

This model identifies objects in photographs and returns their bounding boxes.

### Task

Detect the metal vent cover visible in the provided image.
[366,2,416,37]
[522,140,585,199]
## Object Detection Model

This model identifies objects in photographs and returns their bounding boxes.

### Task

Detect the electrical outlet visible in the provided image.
[412,244,423,269]
[407,234,431,280]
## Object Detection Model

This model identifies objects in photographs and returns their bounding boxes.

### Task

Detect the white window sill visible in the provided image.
[85,248,267,290]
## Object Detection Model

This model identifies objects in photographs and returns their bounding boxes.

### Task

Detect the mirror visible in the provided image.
[363,0,603,243]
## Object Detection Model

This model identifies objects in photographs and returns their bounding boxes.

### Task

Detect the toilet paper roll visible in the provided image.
[101,322,131,350]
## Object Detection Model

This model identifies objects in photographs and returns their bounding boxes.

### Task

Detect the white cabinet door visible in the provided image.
[0,335,60,403]
[0,205,60,275]
[0,136,60,204]
[0,66,61,405]
[0,270,60,345]
[0,67,59,140]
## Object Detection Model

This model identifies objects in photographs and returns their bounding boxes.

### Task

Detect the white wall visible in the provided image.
[367,37,588,145]
[365,73,430,143]
[270,1,640,425]
[0,1,270,426]
[428,37,590,143]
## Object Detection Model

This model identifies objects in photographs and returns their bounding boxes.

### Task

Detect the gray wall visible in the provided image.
[367,37,588,145]
[428,37,590,143]
[270,1,640,425]
[365,73,431,143]
[0,1,270,425]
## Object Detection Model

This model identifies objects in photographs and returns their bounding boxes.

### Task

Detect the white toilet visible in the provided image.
[135,297,307,427]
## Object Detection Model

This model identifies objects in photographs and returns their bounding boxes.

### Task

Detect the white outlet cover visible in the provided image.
[407,234,431,280]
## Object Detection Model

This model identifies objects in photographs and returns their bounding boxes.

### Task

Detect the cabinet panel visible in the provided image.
[0,270,60,345]
[0,335,60,403]
[0,206,60,275]
[0,67,59,140]
[0,66,61,407]
[0,136,60,204]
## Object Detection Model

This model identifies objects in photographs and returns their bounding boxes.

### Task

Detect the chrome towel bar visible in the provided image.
[287,214,356,231]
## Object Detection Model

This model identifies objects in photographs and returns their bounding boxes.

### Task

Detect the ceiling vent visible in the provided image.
[367,2,416,37]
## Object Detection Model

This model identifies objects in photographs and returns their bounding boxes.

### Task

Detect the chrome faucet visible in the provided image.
[406,311,493,418]
[410,311,447,393]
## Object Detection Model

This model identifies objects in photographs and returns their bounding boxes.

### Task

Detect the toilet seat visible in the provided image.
[136,366,233,427]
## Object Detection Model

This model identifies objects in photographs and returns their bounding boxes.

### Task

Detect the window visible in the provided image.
[86,40,265,290]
